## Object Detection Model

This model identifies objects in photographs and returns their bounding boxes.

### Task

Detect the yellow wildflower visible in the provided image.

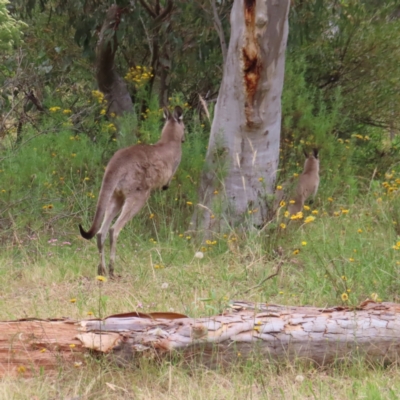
[49,106,61,112]
[304,216,315,224]
[186,201,193,205]
[280,223,286,229]
[276,185,283,190]
[341,209,349,214]
[279,200,286,207]
[258,177,264,182]
[311,210,318,215]
[303,205,310,211]
[293,249,300,255]
[341,293,349,302]
[96,275,107,282]
[63,109,72,114]
[70,298,77,303]
[301,241,307,246]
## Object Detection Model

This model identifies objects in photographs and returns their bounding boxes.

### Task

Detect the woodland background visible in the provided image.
[1,1,400,398]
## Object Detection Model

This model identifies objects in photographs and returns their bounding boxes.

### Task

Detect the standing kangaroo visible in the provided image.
[79,106,185,276]
[288,149,320,215]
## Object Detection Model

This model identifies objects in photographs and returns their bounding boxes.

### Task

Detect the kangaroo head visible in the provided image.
[303,148,320,173]
[162,106,185,143]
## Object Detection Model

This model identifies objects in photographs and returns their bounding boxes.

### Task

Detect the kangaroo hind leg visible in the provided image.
[96,194,124,276]
[109,192,149,277]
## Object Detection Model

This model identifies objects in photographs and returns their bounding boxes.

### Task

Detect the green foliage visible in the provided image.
[289,0,400,133]
[0,0,26,52]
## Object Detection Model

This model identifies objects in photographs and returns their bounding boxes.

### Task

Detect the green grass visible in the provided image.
[2,101,400,398]
[1,181,400,398]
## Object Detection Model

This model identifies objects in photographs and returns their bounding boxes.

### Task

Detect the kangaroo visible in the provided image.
[288,149,320,215]
[79,106,185,276]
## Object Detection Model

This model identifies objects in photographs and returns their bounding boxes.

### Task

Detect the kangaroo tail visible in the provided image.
[79,224,96,240]
[79,173,116,240]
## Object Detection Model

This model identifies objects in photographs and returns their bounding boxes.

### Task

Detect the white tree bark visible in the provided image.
[193,0,290,232]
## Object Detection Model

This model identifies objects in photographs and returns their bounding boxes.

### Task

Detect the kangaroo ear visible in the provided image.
[173,106,183,122]
[163,107,171,120]
[313,148,319,158]
[303,150,309,158]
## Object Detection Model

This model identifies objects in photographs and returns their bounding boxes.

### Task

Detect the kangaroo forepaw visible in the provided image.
[162,185,169,191]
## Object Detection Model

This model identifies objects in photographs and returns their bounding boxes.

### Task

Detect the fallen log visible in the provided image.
[1,300,400,376]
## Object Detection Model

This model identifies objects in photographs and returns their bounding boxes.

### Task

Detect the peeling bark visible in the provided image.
[193,0,290,233]
[96,5,133,117]
[1,301,400,376]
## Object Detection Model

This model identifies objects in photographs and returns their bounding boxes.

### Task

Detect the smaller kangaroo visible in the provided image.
[79,106,185,276]
[288,149,320,215]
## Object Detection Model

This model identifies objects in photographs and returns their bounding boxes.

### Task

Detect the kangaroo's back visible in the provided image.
[289,149,320,215]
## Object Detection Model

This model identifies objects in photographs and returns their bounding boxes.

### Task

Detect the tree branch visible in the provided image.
[210,0,227,65]
[137,0,157,18]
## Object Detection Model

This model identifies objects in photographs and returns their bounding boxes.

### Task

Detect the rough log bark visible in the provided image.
[96,5,133,117]
[1,301,400,377]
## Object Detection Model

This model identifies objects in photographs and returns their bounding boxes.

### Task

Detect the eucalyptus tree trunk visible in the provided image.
[192,0,290,233]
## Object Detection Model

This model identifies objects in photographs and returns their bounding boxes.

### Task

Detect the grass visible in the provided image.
[1,178,400,398]
[1,100,400,398]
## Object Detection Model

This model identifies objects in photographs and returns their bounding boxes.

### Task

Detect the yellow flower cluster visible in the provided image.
[304,216,315,224]
[392,241,400,250]
[351,133,370,141]
[92,90,106,104]
[290,211,303,220]
[106,123,117,133]
[382,171,400,196]
[125,65,154,87]
[49,106,61,112]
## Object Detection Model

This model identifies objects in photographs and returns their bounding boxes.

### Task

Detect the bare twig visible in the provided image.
[137,0,157,18]
[198,94,210,121]
[233,261,283,297]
